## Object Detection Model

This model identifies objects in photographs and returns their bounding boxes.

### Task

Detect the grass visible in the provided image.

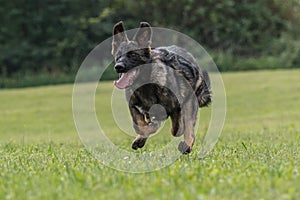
[0,69,300,199]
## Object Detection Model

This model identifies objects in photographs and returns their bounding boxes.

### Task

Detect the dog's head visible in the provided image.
[111,21,152,89]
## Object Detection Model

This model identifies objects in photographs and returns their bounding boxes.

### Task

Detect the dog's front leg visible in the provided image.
[170,111,184,137]
[129,105,160,150]
[178,98,199,154]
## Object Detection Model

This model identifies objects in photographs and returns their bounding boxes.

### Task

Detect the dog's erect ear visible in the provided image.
[112,21,128,55]
[133,22,152,48]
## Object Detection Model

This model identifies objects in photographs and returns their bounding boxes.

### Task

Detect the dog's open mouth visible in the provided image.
[114,68,139,89]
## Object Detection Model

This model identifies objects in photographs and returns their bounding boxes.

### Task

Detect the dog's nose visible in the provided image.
[114,63,125,72]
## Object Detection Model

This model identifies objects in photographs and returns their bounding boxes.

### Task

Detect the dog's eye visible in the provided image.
[116,55,122,62]
[127,51,138,57]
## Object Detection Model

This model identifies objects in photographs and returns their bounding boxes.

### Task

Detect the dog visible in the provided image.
[111,21,211,154]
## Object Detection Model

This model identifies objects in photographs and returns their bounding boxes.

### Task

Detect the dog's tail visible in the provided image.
[196,70,212,107]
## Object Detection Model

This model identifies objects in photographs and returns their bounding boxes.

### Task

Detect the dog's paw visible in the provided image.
[131,137,147,150]
[178,141,191,154]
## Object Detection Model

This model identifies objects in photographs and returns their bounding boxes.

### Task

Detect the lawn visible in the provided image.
[0,69,299,199]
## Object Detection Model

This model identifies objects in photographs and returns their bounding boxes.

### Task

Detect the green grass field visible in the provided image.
[0,69,299,199]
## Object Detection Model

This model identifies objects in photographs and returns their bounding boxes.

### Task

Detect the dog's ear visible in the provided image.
[112,21,128,55]
[133,22,152,48]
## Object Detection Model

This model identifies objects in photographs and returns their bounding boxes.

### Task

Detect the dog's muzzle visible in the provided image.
[114,62,126,73]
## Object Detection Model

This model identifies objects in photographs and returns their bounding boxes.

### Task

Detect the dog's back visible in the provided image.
[153,45,212,107]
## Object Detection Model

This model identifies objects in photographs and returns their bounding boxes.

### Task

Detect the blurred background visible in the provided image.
[0,0,299,88]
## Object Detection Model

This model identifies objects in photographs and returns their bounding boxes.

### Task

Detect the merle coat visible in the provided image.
[112,21,211,153]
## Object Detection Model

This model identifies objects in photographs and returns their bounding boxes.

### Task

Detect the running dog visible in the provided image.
[111,21,211,153]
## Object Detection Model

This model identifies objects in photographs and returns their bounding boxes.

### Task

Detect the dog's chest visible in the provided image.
[126,84,179,116]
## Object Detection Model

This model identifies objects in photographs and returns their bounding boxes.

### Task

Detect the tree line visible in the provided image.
[0,0,299,87]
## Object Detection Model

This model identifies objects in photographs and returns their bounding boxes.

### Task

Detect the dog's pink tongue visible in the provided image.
[114,70,136,89]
